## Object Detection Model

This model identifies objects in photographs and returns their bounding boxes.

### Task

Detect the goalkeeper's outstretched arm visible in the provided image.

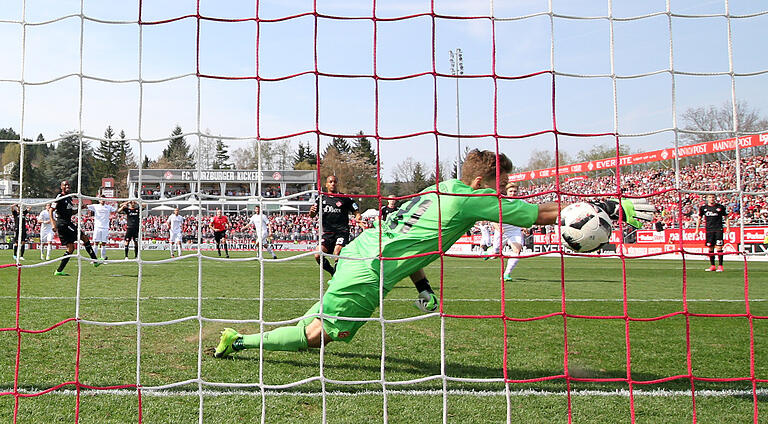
[534,202,564,225]
[532,199,655,228]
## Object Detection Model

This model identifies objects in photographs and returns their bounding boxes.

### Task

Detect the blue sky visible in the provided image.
[0,0,766,181]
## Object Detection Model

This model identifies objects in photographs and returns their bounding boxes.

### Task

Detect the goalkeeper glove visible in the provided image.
[590,198,656,229]
[414,290,438,313]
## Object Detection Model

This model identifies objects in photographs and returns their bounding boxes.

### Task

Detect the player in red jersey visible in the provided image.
[209,209,230,258]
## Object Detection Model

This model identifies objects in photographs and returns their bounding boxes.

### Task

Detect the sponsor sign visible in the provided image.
[128,169,316,184]
[529,226,768,255]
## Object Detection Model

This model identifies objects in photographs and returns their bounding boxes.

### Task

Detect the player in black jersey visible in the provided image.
[10,204,30,261]
[309,175,363,276]
[118,200,144,260]
[379,199,398,221]
[50,180,102,276]
[696,194,730,272]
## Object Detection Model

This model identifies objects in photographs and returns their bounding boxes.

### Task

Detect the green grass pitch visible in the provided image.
[1,250,767,423]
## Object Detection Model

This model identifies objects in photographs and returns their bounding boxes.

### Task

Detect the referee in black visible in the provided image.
[695,194,730,272]
[50,180,102,276]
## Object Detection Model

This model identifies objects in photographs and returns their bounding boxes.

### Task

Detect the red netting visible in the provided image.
[4,1,763,423]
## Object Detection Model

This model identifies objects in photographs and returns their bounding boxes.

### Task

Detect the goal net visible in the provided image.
[2,1,767,423]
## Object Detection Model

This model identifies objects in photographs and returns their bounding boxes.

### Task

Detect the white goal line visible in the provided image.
[1,296,764,303]
[7,387,766,399]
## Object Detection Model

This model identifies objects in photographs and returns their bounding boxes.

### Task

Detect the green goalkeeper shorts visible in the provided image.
[299,251,384,343]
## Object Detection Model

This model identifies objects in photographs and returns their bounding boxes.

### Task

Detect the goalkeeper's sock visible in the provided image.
[125,245,129,258]
[413,277,433,294]
[240,326,308,351]
[134,243,139,258]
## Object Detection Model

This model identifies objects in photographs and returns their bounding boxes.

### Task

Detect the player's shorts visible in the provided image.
[505,228,524,247]
[40,229,54,243]
[92,228,109,243]
[57,223,78,246]
[321,231,350,252]
[125,226,139,239]
[169,231,182,243]
[705,230,724,247]
[299,253,380,343]
[252,236,269,247]
[214,230,226,242]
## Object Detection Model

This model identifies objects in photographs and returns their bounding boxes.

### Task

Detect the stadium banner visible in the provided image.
[509,132,768,182]
[127,169,315,183]
[528,227,768,255]
[139,240,317,251]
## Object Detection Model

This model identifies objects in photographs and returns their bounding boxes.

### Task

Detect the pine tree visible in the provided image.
[94,126,119,179]
[329,137,351,154]
[352,131,377,165]
[293,143,308,166]
[162,125,195,168]
[305,142,317,165]
[115,130,135,169]
[411,162,428,192]
[49,132,95,193]
[213,138,231,169]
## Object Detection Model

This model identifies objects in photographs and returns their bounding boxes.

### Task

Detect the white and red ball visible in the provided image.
[559,202,613,253]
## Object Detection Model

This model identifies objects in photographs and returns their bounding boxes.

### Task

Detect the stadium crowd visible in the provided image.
[0,210,366,243]
[1,155,767,243]
[517,155,768,230]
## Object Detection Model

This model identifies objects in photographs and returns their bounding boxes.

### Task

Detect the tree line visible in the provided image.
[0,127,135,198]
[2,100,762,203]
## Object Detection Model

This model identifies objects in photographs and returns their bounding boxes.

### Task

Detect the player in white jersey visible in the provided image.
[242,205,277,259]
[478,221,492,251]
[38,204,55,260]
[485,182,525,281]
[166,207,185,257]
[86,196,117,260]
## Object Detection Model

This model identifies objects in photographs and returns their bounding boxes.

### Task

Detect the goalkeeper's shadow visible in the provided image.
[231,351,502,379]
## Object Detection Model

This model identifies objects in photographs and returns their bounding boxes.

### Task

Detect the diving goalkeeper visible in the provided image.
[214,150,653,356]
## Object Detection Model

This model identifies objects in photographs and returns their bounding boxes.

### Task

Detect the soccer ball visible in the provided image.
[559,202,613,253]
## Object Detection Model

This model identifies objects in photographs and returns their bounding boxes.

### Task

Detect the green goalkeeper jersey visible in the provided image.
[345,179,539,293]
